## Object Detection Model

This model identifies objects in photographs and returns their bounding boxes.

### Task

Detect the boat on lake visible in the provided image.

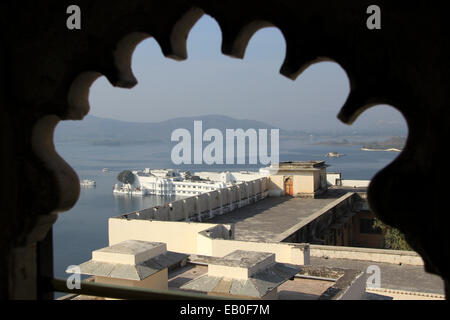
[80,179,96,187]
[325,152,345,158]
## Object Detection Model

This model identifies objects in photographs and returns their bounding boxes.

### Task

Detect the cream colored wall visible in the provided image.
[109,219,231,255]
[268,175,284,192]
[293,173,314,194]
[197,231,214,257]
[313,171,320,191]
[209,239,309,265]
[95,268,168,290]
[109,218,309,265]
[327,172,341,186]
[269,172,315,195]
[208,264,250,280]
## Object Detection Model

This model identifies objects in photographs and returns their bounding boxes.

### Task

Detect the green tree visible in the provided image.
[373,218,412,251]
[117,170,135,185]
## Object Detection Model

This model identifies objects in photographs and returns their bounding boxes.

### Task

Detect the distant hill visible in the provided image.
[54,114,306,146]
[362,136,406,150]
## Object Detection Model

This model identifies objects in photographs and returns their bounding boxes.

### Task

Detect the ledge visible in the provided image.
[310,244,423,266]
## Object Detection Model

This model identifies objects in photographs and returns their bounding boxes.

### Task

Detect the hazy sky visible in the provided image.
[89,15,407,133]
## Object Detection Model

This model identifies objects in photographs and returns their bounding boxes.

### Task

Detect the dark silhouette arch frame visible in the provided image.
[0,0,448,299]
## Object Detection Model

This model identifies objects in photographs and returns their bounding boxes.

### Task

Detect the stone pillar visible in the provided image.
[208,193,213,218]
[218,189,223,215]
[195,196,201,222]
[183,199,189,221]
[237,184,242,208]
[229,187,234,211]
[246,182,250,205]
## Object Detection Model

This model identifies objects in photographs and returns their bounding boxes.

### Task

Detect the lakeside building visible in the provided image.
[113,168,230,196]
[67,161,445,300]
[112,162,365,198]
[113,168,274,197]
[263,161,328,197]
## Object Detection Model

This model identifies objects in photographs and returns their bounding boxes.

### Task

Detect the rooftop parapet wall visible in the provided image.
[109,219,234,255]
[341,180,370,188]
[116,178,268,222]
[310,244,424,266]
[109,218,310,266]
[277,161,326,170]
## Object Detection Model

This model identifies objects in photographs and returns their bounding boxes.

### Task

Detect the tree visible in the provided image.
[373,218,412,251]
[117,170,135,185]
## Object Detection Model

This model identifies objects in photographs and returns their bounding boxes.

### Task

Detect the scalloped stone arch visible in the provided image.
[1,1,449,299]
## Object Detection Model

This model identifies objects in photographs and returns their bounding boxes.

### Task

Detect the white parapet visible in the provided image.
[208,250,276,280]
[341,180,370,188]
[92,240,167,265]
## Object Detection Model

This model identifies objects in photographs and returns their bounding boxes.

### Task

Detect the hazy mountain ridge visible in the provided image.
[362,136,406,150]
[315,136,406,149]
[54,114,405,146]
[54,114,302,145]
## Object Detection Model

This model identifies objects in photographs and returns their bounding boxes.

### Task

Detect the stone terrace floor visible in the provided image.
[311,256,445,295]
[206,189,349,242]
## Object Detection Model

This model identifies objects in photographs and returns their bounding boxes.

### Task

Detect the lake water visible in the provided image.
[53,139,399,289]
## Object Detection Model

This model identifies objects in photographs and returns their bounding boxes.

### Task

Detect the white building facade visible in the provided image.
[113,168,230,197]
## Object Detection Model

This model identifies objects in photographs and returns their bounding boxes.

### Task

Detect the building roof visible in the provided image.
[273,161,327,171]
[67,251,187,281]
[206,189,351,242]
[204,250,274,269]
[166,264,333,300]
[310,257,445,295]
[180,264,300,298]
[179,251,301,298]
[67,240,188,281]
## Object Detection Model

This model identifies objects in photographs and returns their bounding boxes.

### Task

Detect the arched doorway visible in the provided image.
[284,176,293,196]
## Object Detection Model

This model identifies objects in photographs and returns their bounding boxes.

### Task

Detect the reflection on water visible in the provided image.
[113,193,178,213]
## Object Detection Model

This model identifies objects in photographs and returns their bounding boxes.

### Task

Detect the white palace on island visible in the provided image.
[113,168,267,197]
[112,162,371,198]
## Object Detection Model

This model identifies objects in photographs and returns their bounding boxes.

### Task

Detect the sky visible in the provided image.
[89,15,407,134]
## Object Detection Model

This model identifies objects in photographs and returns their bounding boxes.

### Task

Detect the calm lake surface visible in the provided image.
[53,139,400,288]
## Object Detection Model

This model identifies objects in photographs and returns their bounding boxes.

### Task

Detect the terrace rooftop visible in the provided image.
[206,188,350,242]
[310,256,445,296]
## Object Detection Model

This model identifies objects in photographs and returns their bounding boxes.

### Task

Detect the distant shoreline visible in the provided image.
[361,147,402,152]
